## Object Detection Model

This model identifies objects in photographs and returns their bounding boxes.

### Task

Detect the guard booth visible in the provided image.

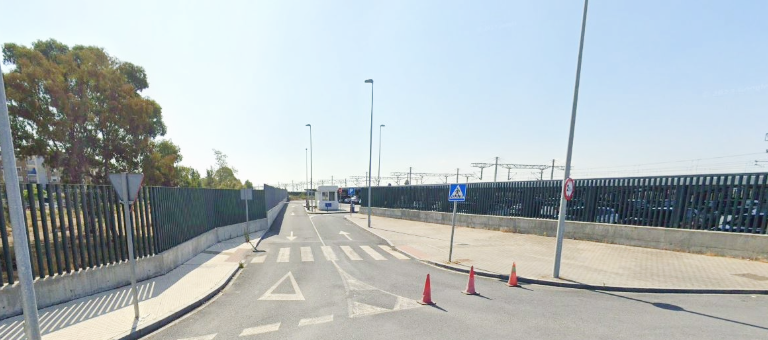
[315,186,339,211]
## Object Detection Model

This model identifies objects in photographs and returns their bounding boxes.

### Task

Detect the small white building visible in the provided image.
[315,186,339,211]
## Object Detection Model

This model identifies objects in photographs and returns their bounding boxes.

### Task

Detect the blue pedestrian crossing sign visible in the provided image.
[448,184,467,202]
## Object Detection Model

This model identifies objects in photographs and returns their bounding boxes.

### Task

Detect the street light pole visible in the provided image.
[553,0,589,279]
[365,79,374,228]
[305,148,309,209]
[377,124,385,186]
[305,124,313,210]
[0,60,42,340]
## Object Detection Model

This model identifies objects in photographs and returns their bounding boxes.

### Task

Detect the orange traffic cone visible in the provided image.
[462,266,478,295]
[418,274,435,305]
[507,262,519,287]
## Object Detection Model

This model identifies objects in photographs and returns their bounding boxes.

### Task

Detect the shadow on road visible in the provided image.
[594,290,768,331]
[258,203,288,244]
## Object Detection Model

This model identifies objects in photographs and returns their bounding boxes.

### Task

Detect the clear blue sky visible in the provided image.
[2,0,767,187]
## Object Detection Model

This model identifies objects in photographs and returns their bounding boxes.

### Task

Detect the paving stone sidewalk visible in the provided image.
[345,214,768,291]
[0,231,265,340]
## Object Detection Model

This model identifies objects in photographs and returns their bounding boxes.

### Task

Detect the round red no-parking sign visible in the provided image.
[563,178,575,201]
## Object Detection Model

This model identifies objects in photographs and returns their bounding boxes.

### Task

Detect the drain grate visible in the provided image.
[733,273,768,281]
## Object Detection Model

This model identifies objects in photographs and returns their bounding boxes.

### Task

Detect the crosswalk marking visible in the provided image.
[253,246,410,263]
[340,246,362,261]
[251,254,267,263]
[321,246,337,261]
[301,247,314,262]
[359,245,386,260]
[298,314,334,326]
[378,245,409,260]
[239,322,281,336]
[277,248,290,263]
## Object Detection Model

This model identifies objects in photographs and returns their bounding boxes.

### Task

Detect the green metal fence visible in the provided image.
[362,172,768,234]
[1,184,287,287]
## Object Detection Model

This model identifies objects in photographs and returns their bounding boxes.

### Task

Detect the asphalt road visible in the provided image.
[145,202,768,340]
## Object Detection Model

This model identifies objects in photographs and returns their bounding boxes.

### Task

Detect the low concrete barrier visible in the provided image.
[366,207,768,261]
[0,200,287,320]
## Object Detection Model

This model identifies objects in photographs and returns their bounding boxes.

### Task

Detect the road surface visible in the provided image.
[144,202,768,340]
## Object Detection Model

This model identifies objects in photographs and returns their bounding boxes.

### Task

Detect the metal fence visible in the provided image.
[362,172,768,235]
[1,184,288,287]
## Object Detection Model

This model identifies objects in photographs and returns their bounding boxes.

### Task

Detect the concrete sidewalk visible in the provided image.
[345,214,768,292]
[0,231,265,340]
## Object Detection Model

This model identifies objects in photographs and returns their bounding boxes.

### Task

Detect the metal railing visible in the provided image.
[1,184,288,287]
[362,172,768,235]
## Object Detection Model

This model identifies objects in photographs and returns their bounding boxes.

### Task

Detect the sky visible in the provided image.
[2,0,767,188]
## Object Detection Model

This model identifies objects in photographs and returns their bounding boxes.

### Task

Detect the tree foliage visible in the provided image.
[203,149,244,189]
[2,39,165,183]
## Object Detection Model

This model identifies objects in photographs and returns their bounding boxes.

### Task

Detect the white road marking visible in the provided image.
[339,230,352,240]
[359,245,386,260]
[307,215,326,246]
[239,322,281,337]
[340,246,362,261]
[277,248,290,263]
[331,261,421,318]
[179,334,217,340]
[286,231,297,241]
[257,272,305,301]
[321,246,337,261]
[251,254,267,263]
[377,245,409,260]
[300,247,314,262]
[298,314,334,327]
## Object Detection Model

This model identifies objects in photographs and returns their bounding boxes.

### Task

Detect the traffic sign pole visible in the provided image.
[447,183,467,262]
[448,200,457,262]
[554,0,589,279]
[121,173,141,319]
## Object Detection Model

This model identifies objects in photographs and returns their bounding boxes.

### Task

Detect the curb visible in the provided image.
[123,227,273,339]
[343,216,768,295]
[120,266,241,340]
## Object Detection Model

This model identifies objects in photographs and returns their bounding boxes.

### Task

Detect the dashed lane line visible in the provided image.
[239,322,281,337]
[298,314,334,327]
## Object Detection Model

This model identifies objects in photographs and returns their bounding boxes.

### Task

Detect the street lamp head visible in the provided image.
[380,124,385,128]
[305,124,311,127]
[364,79,373,84]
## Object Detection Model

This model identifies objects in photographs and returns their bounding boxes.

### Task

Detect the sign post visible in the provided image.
[241,189,253,242]
[447,183,467,262]
[109,173,144,320]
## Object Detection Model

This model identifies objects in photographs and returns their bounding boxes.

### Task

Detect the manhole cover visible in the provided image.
[733,273,768,281]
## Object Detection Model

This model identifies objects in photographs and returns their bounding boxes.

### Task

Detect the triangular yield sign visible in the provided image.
[450,186,464,199]
[257,272,305,301]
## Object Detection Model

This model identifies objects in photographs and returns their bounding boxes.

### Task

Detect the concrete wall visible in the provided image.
[366,207,768,261]
[0,200,287,320]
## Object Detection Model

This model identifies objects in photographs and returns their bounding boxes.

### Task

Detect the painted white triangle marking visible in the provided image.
[257,272,305,301]
[349,301,391,318]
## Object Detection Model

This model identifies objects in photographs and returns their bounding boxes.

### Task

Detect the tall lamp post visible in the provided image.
[553,0,589,279]
[305,124,313,209]
[377,124,385,186]
[364,79,374,228]
[305,148,309,209]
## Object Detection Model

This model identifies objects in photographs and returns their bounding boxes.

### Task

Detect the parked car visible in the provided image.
[712,200,766,233]
[594,207,619,224]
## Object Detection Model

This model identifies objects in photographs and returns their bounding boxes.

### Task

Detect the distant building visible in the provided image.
[0,153,61,184]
